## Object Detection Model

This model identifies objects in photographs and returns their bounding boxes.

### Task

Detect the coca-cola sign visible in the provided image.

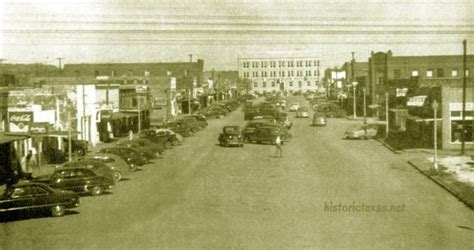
[9,112,32,123]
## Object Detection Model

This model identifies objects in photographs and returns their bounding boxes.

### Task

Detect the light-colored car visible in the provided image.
[344,124,378,139]
[80,153,134,182]
[312,113,327,126]
[296,107,309,118]
[289,102,300,112]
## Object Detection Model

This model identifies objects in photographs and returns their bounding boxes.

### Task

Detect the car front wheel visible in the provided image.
[51,205,66,217]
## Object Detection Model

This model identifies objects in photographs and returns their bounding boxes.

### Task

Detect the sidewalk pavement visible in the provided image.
[408,156,474,210]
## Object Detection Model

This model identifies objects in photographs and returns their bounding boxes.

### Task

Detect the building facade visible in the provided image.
[238,57,320,94]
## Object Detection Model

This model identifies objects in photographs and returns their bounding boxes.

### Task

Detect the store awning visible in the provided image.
[0,134,30,144]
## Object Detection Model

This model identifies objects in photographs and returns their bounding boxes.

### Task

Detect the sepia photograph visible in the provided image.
[0,0,473,249]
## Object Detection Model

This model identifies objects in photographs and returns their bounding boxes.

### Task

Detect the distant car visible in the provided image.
[34,166,115,196]
[98,146,147,168]
[296,107,309,118]
[138,129,174,149]
[0,182,80,218]
[80,153,134,182]
[312,113,327,126]
[344,124,378,139]
[218,126,244,147]
[289,103,300,112]
[258,123,291,141]
[162,121,194,137]
[186,114,208,128]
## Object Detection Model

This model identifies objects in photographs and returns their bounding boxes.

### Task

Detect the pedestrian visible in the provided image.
[21,151,33,174]
[275,135,283,158]
[29,148,39,170]
[129,130,134,141]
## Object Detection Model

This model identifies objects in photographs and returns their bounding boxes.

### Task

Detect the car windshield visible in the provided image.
[224,127,240,134]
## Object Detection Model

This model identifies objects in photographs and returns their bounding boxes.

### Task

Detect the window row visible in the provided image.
[394,69,470,78]
[243,71,319,78]
[253,81,315,88]
[242,60,319,69]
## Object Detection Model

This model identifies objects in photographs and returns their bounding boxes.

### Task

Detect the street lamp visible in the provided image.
[432,100,439,171]
[352,81,358,119]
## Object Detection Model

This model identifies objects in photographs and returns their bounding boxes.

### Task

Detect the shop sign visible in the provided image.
[30,123,49,134]
[9,112,32,123]
[135,85,148,93]
[396,88,408,97]
[449,102,474,111]
[407,96,427,107]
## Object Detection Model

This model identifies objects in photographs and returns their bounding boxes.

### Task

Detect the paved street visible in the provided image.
[1,97,473,249]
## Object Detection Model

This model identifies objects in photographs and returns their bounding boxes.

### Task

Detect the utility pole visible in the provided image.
[363,87,367,124]
[433,100,439,171]
[138,96,141,133]
[56,57,63,76]
[385,92,389,138]
[461,39,467,155]
[188,89,192,115]
[68,110,72,162]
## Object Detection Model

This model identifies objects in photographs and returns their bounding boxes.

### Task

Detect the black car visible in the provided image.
[218,126,244,147]
[98,146,148,167]
[0,182,80,218]
[161,121,194,137]
[34,166,115,196]
[244,126,282,144]
[116,140,162,159]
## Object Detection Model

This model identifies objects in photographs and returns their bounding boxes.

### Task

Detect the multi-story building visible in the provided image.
[368,50,474,104]
[238,57,320,94]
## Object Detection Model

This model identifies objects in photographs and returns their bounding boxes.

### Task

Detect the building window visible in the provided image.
[393,69,401,79]
[307,81,311,86]
[411,70,419,77]
[452,69,458,77]
[436,68,444,78]
[263,82,266,88]
[298,81,302,88]
[254,82,257,88]
[288,61,294,67]
[289,81,293,87]
[426,70,433,77]
[271,82,275,87]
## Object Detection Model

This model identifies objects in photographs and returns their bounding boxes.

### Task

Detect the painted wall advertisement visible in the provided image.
[9,111,33,132]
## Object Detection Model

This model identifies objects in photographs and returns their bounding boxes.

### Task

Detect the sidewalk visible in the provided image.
[408,156,474,209]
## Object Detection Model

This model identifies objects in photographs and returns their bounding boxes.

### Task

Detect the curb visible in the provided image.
[376,138,404,154]
[408,160,474,210]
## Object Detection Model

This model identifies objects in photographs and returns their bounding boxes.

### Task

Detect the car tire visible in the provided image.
[90,186,103,196]
[113,171,122,182]
[51,205,66,217]
[164,141,172,149]
[76,149,85,156]
[172,139,179,146]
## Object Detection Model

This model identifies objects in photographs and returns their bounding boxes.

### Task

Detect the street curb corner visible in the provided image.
[408,160,474,210]
[376,138,404,154]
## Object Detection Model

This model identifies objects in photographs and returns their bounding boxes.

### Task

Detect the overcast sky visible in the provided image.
[1,0,473,70]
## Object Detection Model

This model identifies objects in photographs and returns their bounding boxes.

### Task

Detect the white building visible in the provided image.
[238,57,320,94]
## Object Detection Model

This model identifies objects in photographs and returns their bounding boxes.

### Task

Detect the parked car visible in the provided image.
[201,106,228,118]
[98,146,147,167]
[124,137,166,158]
[0,182,80,218]
[138,129,174,149]
[162,121,194,137]
[244,126,282,144]
[296,107,310,118]
[344,124,378,139]
[80,153,134,182]
[186,114,208,128]
[289,102,300,112]
[151,128,184,145]
[312,113,327,126]
[218,126,244,147]
[56,160,116,182]
[33,166,115,196]
[176,117,203,133]
[116,140,161,159]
